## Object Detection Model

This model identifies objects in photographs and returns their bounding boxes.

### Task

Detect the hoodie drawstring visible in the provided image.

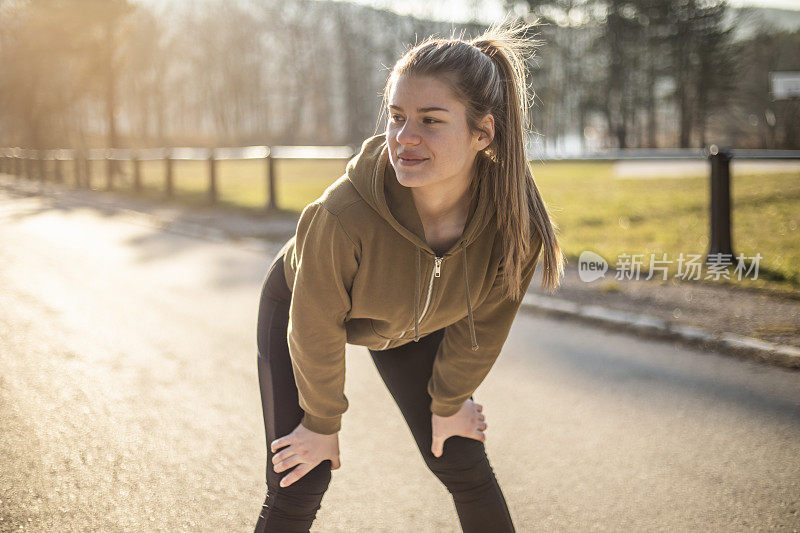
[461,241,479,351]
[413,247,420,342]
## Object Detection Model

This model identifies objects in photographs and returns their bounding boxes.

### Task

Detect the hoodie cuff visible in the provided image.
[301,412,341,435]
[430,399,463,418]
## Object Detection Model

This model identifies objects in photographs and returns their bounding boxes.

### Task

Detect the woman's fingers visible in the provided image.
[271,447,293,465]
[280,463,313,488]
[474,429,486,442]
[271,435,294,453]
[431,434,446,458]
[475,403,483,412]
[330,455,342,470]
[273,451,304,474]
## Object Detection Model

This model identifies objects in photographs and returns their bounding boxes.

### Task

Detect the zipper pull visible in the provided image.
[434,256,442,278]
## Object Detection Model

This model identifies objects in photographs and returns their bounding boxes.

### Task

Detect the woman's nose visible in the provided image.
[395,121,421,145]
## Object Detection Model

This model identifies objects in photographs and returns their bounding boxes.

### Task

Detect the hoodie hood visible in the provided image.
[345,134,496,350]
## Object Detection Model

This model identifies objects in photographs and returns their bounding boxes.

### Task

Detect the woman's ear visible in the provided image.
[476,114,495,151]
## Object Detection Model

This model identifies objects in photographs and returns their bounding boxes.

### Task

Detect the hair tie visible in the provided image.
[471,43,494,59]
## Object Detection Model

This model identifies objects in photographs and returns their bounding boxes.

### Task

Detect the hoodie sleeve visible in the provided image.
[286,201,359,434]
[427,240,542,417]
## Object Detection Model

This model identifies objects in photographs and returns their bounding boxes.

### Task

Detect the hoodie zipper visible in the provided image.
[390,254,441,347]
[416,254,442,326]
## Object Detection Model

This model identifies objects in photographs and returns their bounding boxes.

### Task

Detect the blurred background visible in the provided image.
[1,0,798,151]
[0,0,797,291]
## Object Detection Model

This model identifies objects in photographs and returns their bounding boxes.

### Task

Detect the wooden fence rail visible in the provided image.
[1,144,799,264]
[0,145,355,212]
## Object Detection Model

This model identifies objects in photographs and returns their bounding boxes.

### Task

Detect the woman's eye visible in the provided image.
[388,114,439,125]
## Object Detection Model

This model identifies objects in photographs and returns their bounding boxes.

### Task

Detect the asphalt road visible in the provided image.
[1,189,798,532]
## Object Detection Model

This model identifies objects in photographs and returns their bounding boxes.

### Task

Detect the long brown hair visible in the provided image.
[380,17,565,299]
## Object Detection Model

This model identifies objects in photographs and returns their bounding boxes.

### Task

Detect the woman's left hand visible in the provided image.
[431,399,487,458]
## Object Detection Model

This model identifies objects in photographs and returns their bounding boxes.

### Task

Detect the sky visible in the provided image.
[727,0,800,8]
[133,0,800,25]
[333,0,800,24]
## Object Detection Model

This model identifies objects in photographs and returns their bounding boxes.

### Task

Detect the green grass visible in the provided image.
[72,158,349,212]
[30,158,800,295]
[530,161,799,295]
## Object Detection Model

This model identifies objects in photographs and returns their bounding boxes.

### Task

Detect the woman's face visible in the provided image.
[385,74,491,190]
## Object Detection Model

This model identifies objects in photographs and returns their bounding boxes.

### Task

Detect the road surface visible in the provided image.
[1,188,798,532]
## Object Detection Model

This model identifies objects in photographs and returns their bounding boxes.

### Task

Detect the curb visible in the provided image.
[521,293,800,370]
[3,176,799,370]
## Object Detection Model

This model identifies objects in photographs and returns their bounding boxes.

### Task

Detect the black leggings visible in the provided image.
[254,253,516,532]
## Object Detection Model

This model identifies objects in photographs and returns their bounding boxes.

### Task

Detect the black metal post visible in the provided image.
[706,145,735,264]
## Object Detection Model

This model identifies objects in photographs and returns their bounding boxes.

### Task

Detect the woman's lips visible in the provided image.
[398,156,429,166]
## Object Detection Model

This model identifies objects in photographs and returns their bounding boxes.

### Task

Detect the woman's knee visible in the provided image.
[267,459,333,499]
[422,436,490,475]
[260,460,332,530]
[431,461,499,505]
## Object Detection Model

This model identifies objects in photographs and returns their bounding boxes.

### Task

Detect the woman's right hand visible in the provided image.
[430,399,486,458]
[270,422,342,487]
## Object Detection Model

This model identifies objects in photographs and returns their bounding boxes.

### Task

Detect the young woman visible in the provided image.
[254,19,564,533]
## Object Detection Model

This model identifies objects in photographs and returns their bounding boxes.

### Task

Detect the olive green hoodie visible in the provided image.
[276,134,542,434]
